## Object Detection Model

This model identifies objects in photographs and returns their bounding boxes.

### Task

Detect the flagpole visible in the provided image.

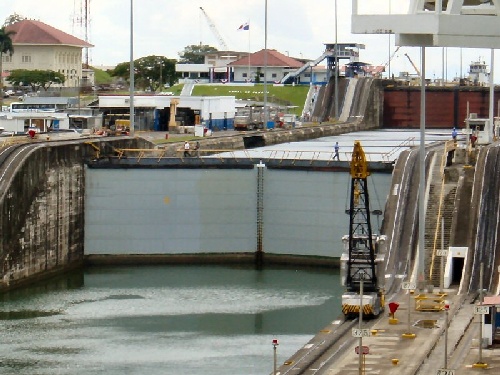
[248,20,251,81]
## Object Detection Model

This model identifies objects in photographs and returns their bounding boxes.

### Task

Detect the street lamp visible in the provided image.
[159,58,163,92]
[129,0,135,137]
[263,0,268,127]
[358,273,364,375]
[444,302,449,369]
[334,0,338,119]
[272,338,279,375]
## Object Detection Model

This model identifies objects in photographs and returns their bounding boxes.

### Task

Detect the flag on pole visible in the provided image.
[237,22,249,31]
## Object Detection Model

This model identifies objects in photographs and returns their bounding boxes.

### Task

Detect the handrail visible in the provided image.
[382,137,416,162]
[111,147,394,166]
[1,134,31,147]
[429,139,457,280]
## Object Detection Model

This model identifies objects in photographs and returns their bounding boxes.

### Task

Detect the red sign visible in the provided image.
[272,339,279,346]
[388,302,400,314]
[355,345,370,355]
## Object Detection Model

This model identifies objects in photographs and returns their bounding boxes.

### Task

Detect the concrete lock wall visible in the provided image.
[0,144,86,290]
[0,138,149,291]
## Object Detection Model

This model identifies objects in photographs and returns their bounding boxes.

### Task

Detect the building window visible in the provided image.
[271,73,277,78]
[22,55,31,63]
[242,73,247,78]
[305,73,311,77]
[2,55,12,63]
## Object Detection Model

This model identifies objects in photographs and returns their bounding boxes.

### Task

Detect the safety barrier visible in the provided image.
[414,293,446,312]
[169,148,391,164]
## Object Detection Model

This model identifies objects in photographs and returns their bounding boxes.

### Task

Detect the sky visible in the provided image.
[2,0,499,82]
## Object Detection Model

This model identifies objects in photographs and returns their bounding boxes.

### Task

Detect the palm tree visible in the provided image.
[0,26,16,110]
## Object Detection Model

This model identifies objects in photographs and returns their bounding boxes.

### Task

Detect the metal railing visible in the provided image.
[382,137,416,161]
[112,147,395,165]
[1,134,33,147]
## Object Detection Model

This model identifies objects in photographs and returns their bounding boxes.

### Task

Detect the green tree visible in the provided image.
[110,55,178,91]
[3,13,26,27]
[8,69,65,92]
[0,26,15,108]
[178,44,217,64]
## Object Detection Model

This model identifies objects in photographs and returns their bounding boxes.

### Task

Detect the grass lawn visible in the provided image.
[192,84,309,115]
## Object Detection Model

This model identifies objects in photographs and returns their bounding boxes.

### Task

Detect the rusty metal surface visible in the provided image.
[383,86,500,128]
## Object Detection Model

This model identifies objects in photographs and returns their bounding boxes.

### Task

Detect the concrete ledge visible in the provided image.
[84,253,340,268]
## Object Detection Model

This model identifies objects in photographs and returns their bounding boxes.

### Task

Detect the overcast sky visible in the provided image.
[2,0,499,82]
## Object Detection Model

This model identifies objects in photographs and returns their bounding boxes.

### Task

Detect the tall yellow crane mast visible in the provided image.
[341,141,386,318]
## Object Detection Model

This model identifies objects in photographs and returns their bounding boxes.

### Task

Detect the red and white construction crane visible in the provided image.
[199,7,228,50]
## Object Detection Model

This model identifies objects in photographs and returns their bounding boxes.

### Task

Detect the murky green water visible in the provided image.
[0,265,341,375]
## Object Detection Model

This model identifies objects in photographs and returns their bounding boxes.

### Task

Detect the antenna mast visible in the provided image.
[72,0,91,67]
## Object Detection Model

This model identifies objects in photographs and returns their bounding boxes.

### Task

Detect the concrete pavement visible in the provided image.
[278,287,500,375]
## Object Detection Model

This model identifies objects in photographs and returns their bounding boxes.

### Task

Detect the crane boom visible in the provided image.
[404,53,421,77]
[383,46,400,68]
[199,7,228,50]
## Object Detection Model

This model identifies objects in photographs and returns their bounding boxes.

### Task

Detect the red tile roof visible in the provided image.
[229,49,303,68]
[6,19,93,47]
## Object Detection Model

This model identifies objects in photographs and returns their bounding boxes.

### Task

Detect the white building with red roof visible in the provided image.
[3,19,93,88]
[176,48,320,84]
[229,49,304,83]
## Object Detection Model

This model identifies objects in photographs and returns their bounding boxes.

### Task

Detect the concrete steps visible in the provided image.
[424,150,459,287]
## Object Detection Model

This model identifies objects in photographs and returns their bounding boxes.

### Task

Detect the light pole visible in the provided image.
[129,0,135,137]
[272,338,279,375]
[418,46,426,289]
[388,0,391,79]
[263,0,268,127]
[444,302,449,369]
[334,0,338,120]
[70,70,81,116]
[159,58,163,93]
[472,262,488,368]
[77,76,81,115]
[358,274,364,375]
[440,217,444,293]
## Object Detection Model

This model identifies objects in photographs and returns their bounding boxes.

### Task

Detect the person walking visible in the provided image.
[194,141,200,156]
[333,142,340,160]
[452,127,458,142]
[183,141,191,157]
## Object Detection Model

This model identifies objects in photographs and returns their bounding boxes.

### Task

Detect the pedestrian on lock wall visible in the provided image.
[452,127,458,142]
[184,141,191,157]
[194,141,200,156]
[470,132,478,147]
[333,141,340,160]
